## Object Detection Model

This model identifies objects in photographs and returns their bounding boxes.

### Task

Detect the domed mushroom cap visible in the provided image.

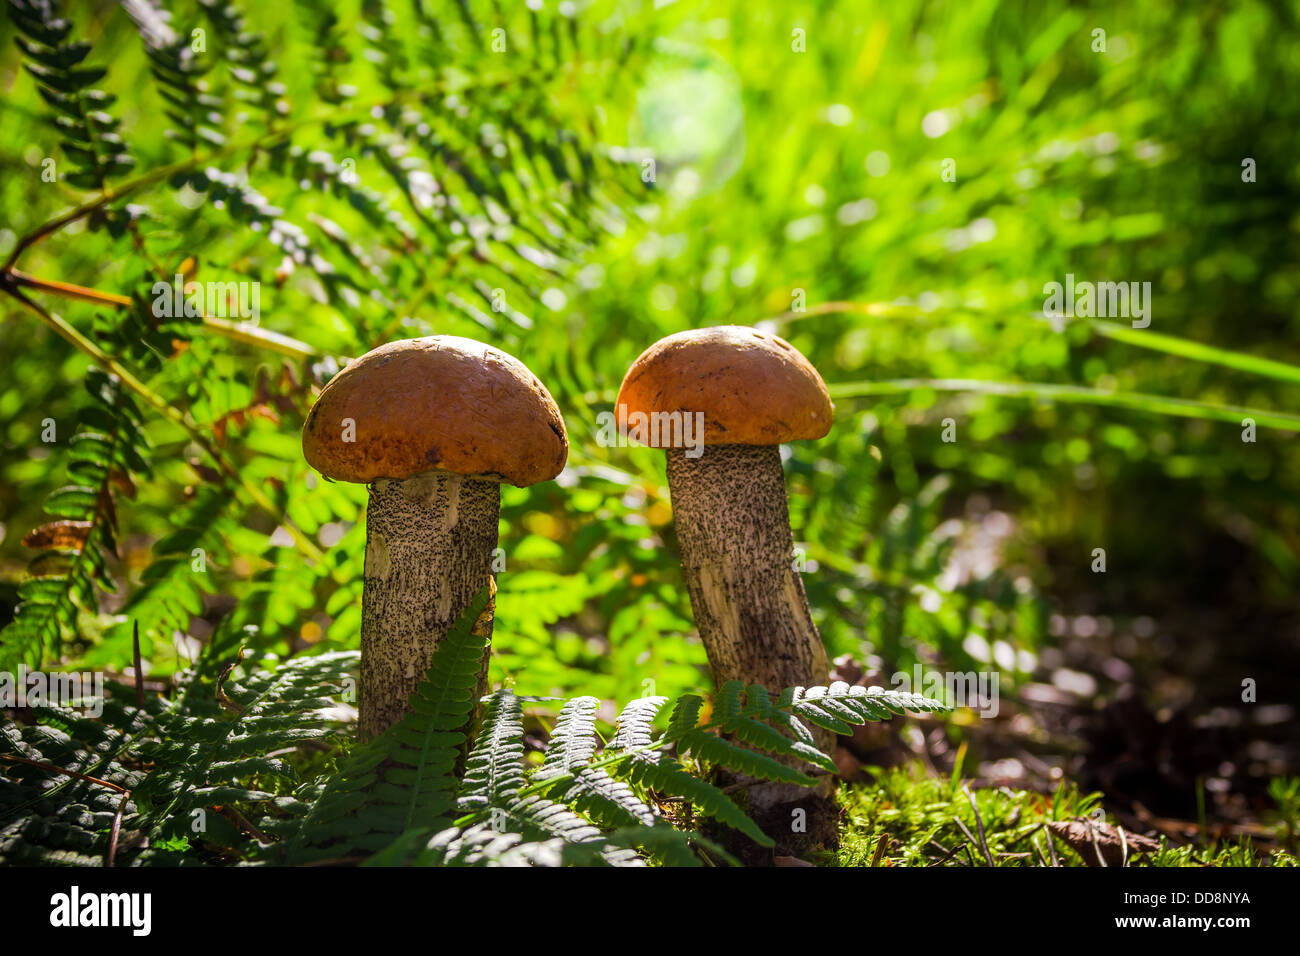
[616,326,833,446]
[302,336,568,486]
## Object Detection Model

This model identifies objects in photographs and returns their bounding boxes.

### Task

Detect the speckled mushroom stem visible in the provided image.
[666,443,835,854]
[666,444,829,693]
[359,471,500,741]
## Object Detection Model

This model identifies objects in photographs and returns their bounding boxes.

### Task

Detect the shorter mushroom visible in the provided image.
[302,336,567,740]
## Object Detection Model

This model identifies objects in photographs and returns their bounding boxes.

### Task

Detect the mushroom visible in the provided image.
[617,326,838,853]
[616,325,833,698]
[302,336,567,740]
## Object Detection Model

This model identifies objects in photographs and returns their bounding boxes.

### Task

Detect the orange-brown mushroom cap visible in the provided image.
[302,336,568,486]
[616,326,833,446]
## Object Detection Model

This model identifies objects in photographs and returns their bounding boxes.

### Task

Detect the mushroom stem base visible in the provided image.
[359,472,499,741]
[667,443,834,857]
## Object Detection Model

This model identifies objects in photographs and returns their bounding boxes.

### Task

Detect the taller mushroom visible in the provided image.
[617,326,833,697]
[302,336,567,740]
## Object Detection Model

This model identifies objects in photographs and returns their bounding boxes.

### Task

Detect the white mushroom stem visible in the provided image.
[666,443,835,849]
[359,471,499,741]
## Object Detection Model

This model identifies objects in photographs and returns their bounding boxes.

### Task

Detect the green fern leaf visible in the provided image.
[534,696,656,828]
[281,587,491,862]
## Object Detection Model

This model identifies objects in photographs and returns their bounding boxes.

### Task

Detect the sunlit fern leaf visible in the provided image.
[538,695,602,773]
[290,0,351,105]
[793,684,948,736]
[418,823,528,867]
[198,0,283,121]
[609,695,670,753]
[715,680,812,753]
[495,792,642,865]
[143,40,225,153]
[183,168,367,311]
[598,824,733,868]
[664,693,704,742]
[535,696,656,828]
[459,688,527,808]
[441,828,637,868]
[677,730,816,787]
[457,689,643,866]
[272,142,419,252]
[357,0,409,90]
[736,683,835,773]
[413,824,634,868]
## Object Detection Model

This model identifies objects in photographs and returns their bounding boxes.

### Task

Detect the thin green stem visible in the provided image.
[829,378,1300,432]
[6,270,318,359]
[769,300,1300,387]
[1086,318,1300,386]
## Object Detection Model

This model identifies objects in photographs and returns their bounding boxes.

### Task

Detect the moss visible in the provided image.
[835,763,1299,867]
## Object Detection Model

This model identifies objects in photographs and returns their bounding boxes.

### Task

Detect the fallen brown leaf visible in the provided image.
[1047,819,1160,867]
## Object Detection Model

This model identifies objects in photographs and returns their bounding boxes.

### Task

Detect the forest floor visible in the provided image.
[828,532,1300,867]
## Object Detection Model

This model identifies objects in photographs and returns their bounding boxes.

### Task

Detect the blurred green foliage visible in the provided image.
[1,0,1298,723]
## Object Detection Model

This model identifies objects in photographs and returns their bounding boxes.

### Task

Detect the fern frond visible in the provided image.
[290,0,351,105]
[534,696,656,829]
[198,0,284,123]
[538,695,601,773]
[598,825,729,868]
[413,823,629,868]
[8,0,135,191]
[526,681,952,858]
[280,587,492,863]
[0,650,352,865]
[0,368,150,669]
[616,754,770,848]
[132,650,355,849]
[455,689,642,866]
[677,731,817,787]
[608,695,669,755]
[139,30,224,154]
[0,690,152,865]
[459,688,527,808]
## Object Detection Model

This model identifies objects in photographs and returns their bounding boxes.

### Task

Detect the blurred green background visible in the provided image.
[1,0,1298,827]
